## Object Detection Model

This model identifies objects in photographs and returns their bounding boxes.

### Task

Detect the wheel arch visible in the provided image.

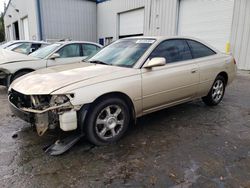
[94,92,136,122]
[83,91,136,126]
[11,68,35,81]
[217,71,228,85]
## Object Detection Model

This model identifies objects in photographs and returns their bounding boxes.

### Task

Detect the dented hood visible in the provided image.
[10,62,138,95]
[0,49,39,65]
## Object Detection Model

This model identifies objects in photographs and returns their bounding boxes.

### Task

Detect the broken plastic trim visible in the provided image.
[44,133,85,156]
[21,101,73,114]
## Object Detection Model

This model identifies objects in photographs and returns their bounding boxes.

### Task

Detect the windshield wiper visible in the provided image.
[89,60,110,66]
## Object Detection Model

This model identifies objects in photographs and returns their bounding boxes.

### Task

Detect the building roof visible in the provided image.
[3,0,12,17]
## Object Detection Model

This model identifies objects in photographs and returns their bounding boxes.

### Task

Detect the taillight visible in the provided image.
[233,58,237,65]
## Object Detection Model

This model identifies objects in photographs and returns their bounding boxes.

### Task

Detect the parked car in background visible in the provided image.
[8,36,237,146]
[0,41,102,86]
[0,40,49,55]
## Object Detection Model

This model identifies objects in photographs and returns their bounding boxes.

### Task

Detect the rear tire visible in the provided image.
[84,97,130,146]
[202,75,226,106]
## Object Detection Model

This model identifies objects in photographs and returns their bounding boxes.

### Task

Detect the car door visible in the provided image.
[186,40,218,97]
[46,43,83,67]
[141,39,199,114]
[82,43,101,60]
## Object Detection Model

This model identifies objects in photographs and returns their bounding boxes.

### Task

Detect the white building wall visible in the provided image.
[97,0,178,43]
[231,0,250,70]
[4,0,39,41]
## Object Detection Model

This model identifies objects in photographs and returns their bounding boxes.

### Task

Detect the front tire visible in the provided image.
[85,97,130,146]
[202,75,226,106]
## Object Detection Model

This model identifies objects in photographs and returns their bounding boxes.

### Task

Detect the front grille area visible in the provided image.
[8,89,32,109]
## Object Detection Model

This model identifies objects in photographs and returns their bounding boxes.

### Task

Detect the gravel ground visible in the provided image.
[0,72,250,188]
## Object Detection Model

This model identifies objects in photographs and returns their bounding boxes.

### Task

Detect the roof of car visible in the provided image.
[55,41,103,47]
[123,35,204,41]
[122,36,220,52]
[7,40,50,44]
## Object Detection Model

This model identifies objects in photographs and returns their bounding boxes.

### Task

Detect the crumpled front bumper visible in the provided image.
[8,90,79,136]
[9,98,34,123]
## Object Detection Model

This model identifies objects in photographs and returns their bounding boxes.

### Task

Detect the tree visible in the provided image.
[0,13,5,42]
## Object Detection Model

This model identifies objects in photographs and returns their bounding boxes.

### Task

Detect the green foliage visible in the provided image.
[0,13,5,42]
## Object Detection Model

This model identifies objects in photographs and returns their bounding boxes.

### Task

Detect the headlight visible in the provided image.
[51,95,70,105]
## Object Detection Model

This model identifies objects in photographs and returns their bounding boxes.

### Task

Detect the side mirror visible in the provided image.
[50,53,60,60]
[144,57,166,68]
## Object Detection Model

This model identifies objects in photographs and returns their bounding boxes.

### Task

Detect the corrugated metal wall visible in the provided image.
[97,0,178,41]
[231,0,250,70]
[40,0,97,42]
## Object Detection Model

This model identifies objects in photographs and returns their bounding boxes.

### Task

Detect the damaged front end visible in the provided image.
[8,89,79,136]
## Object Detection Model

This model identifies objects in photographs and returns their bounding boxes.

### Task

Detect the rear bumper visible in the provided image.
[227,64,238,85]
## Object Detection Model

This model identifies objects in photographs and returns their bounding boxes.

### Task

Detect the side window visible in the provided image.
[30,43,42,53]
[82,44,100,57]
[187,40,216,59]
[12,43,32,55]
[57,44,81,58]
[150,40,192,63]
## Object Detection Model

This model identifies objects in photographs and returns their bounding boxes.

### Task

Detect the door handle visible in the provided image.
[191,69,198,74]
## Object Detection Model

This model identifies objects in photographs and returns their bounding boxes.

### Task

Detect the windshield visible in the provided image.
[29,43,62,59]
[88,39,155,67]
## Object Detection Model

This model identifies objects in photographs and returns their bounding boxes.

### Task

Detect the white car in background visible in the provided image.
[0,41,102,86]
[0,40,49,55]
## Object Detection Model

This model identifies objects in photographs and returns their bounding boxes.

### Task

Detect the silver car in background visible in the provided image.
[0,41,102,86]
[0,40,49,55]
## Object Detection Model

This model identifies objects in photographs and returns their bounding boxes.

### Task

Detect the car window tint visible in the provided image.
[12,43,32,55]
[187,40,216,59]
[30,43,42,53]
[82,44,100,57]
[57,44,80,58]
[150,40,192,63]
[31,43,41,50]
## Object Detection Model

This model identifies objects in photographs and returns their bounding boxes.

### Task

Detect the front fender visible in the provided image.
[52,75,143,117]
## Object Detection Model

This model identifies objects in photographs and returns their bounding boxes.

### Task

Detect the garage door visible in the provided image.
[178,0,234,52]
[119,8,144,38]
[22,17,30,40]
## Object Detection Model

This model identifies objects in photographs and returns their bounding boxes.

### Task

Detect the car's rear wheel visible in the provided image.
[85,97,130,145]
[202,75,226,106]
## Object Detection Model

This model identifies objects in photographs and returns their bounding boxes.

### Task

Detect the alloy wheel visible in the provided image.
[212,80,224,103]
[95,105,125,140]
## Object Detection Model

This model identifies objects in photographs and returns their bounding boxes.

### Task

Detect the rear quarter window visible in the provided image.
[82,44,100,57]
[187,40,216,59]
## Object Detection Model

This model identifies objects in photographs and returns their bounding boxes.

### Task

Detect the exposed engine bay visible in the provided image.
[8,89,78,136]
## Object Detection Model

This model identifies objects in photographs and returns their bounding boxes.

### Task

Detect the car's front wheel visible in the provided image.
[85,97,130,145]
[202,75,226,106]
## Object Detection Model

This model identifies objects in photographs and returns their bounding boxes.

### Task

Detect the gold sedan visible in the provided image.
[8,36,237,146]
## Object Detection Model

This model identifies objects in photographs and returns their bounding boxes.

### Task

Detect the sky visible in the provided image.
[0,0,9,13]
